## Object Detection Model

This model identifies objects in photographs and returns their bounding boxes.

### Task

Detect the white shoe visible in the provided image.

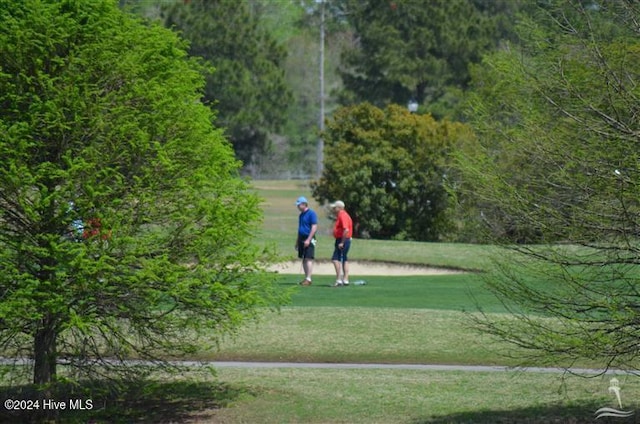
[333,280,344,287]
[343,280,349,286]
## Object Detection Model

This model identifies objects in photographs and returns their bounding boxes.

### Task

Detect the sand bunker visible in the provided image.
[268,260,464,276]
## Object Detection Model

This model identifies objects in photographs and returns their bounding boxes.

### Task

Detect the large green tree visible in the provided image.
[312,103,474,241]
[160,0,292,172]
[0,0,282,388]
[460,0,640,369]
[337,0,512,119]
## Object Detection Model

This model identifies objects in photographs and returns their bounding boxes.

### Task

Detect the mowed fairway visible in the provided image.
[1,180,634,423]
[204,180,638,423]
[252,180,493,270]
[209,367,631,424]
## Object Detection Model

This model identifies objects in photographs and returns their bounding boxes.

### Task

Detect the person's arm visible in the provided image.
[306,223,318,245]
[337,214,349,246]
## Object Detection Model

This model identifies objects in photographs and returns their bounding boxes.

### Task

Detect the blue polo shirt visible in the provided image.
[298,208,318,237]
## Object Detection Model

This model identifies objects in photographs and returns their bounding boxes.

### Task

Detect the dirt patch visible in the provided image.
[268,260,465,276]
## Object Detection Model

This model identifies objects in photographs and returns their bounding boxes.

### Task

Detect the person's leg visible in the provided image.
[331,240,343,286]
[342,260,350,284]
[332,260,341,278]
[300,241,315,285]
[342,240,351,285]
[304,259,314,281]
[298,240,311,285]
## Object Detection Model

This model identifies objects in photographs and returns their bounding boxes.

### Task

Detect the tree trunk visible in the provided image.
[33,315,58,385]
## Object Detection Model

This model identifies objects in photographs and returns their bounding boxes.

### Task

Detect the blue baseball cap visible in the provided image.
[296,196,308,206]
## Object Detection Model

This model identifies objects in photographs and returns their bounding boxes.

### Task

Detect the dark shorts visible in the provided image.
[331,239,351,262]
[297,237,315,259]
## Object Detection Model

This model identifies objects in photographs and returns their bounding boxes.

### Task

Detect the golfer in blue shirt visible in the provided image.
[295,196,318,286]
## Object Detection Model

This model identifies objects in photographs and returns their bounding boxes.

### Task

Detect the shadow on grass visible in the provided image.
[0,378,249,423]
[412,401,640,424]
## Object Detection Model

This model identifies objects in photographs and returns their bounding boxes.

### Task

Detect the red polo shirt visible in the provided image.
[333,210,353,240]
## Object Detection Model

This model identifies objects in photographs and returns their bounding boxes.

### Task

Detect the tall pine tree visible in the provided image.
[161,0,292,171]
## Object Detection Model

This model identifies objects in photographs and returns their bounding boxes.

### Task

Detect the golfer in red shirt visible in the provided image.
[330,200,353,287]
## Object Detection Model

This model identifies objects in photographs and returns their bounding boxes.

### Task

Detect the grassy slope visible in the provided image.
[227,180,583,369]
[203,181,636,424]
[5,180,620,423]
[252,179,495,270]
[222,180,510,366]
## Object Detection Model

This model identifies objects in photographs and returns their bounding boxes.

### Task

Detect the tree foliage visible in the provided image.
[337,0,512,119]
[0,0,283,388]
[459,0,640,369]
[312,103,474,241]
[160,0,292,170]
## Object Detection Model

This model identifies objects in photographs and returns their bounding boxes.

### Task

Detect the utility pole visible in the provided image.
[317,0,325,178]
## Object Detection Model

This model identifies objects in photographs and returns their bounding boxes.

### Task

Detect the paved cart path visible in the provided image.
[205,361,629,376]
[0,357,630,375]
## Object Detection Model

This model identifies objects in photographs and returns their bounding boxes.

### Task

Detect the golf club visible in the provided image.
[340,248,346,285]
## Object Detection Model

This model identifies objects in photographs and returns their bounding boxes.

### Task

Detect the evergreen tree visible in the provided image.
[0,0,283,388]
[161,0,292,171]
[338,0,506,118]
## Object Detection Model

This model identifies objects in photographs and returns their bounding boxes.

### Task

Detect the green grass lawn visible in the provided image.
[212,307,512,366]
[209,274,601,369]
[209,367,633,424]
[9,366,631,424]
[200,180,638,423]
[3,180,633,423]
[252,179,495,271]
[283,274,503,311]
